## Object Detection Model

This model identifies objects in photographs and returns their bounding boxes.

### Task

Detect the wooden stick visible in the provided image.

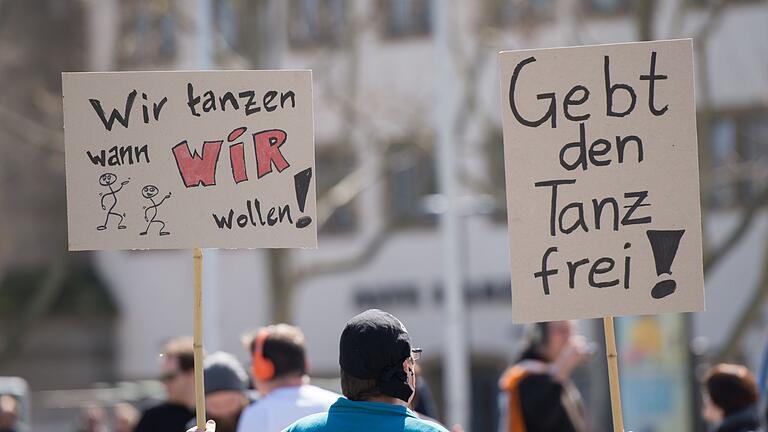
[603,315,624,432]
[193,248,206,430]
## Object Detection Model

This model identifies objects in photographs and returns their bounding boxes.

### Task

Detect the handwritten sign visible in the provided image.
[63,70,316,250]
[499,39,704,323]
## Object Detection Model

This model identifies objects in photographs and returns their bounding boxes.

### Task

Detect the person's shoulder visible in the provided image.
[240,399,262,414]
[519,371,558,387]
[237,401,266,430]
[302,385,341,404]
[282,412,329,432]
[140,402,182,418]
[136,403,193,431]
[405,417,450,432]
[236,401,269,432]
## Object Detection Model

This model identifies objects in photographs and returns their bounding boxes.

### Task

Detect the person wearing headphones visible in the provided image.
[236,324,339,432]
[498,320,592,432]
[283,309,449,432]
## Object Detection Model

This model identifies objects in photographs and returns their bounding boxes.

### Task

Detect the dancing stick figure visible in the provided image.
[140,185,172,236]
[97,173,129,231]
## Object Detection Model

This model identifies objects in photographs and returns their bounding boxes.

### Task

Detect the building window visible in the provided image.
[380,0,432,38]
[118,0,178,67]
[710,117,738,208]
[488,0,556,26]
[316,146,357,234]
[386,141,437,226]
[288,0,346,48]
[582,0,634,15]
[213,0,237,50]
[708,110,768,209]
[485,128,508,222]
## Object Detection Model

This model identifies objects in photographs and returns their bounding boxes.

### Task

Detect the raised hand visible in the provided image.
[186,420,215,432]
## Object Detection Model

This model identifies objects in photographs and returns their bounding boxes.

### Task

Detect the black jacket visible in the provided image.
[714,406,762,432]
[518,372,579,432]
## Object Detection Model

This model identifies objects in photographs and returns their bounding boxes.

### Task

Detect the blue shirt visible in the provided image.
[283,398,449,432]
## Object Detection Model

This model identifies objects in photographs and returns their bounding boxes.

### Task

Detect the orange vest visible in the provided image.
[499,365,531,432]
[500,362,588,432]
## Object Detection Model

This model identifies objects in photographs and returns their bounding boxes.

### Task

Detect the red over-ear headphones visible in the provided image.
[252,328,275,381]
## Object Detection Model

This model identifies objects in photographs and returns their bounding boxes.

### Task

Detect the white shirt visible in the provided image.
[236,384,340,432]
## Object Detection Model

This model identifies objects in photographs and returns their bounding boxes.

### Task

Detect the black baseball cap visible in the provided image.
[339,309,414,402]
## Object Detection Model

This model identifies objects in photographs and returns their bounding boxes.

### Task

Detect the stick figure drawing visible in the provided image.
[97,172,129,231]
[140,185,172,236]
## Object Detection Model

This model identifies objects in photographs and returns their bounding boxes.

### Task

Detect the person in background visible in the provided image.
[135,336,196,432]
[498,321,591,432]
[410,364,439,420]
[236,324,339,432]
[76,405,108,432]
[703,363,762,432]
[113,402,139,432]
[283,309,450,432]
[197,352,251,432]
[0,395,19,432]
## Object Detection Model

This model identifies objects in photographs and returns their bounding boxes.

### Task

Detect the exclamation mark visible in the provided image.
[294,168,313,229]
[646,229,685,299]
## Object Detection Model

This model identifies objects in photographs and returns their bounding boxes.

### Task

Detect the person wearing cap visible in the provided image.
[284,309,449,432]
[196,351,251,432]
[236,324,339,432]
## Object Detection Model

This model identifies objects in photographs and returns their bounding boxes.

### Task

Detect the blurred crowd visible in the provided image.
[1,310,764,432]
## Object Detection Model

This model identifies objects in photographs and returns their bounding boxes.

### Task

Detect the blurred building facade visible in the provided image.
[90,1,768,431]
[1,0,766,431]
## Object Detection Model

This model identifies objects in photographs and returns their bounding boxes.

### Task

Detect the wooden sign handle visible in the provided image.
[603,316,624,432]
[193,248,206,430]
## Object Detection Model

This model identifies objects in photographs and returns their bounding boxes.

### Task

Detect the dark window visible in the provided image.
[381,0,432,38]
[485,128,508,221]
[213,0,237,49]
[582,0,633,15]
[386,141,437,226]
[488,0,555,26]
[708,110,768,209]
[710,117,738,207]
[316,146,357,234]
[117,1,178,67]
[688,0,759,7]
[288,0,346,48]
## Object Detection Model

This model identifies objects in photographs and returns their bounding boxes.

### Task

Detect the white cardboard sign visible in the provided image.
[499,39,704,323]
[63,70,316,250]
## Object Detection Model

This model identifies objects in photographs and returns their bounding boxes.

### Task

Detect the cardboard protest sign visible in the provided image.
[499,39,704,323]
[63,70,316,250]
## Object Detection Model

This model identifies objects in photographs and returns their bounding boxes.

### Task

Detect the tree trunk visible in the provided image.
[634,0,655,41]
[267,249,294,324]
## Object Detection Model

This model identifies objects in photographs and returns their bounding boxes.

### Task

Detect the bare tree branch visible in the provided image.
[694,0,728,42]
[316,163,378,229]
[704,186,768,275]
[290,221,393,286]
[0,256,66,366]
[0,103,63,154]
[716,232,768,362]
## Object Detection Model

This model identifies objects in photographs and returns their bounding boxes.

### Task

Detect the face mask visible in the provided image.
[377,364,414,403]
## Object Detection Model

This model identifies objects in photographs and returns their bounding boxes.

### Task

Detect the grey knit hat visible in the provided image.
[204,351,248,395]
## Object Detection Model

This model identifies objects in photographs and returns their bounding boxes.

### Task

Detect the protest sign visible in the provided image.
[63,70,316,251]
[499,39,704,323]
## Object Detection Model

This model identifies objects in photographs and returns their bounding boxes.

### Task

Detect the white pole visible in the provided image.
[196,0,213,70]
[196,0,220,351]
[433,1,470,429]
